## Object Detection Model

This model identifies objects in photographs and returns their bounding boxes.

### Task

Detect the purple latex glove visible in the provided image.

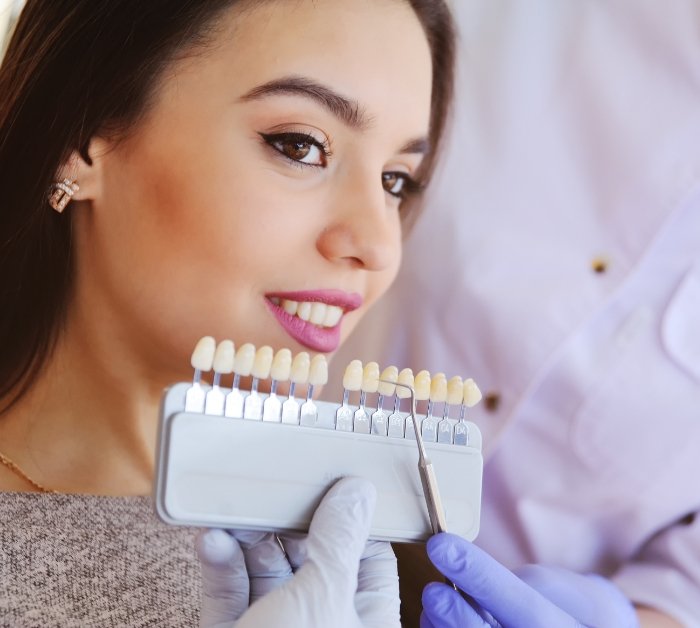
[421,533,639,628]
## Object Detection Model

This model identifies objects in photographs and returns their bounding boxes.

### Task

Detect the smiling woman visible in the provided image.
[0,0,454,625]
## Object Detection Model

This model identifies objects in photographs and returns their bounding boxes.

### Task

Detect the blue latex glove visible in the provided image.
[195,477,400,628]
[421,533,639,628]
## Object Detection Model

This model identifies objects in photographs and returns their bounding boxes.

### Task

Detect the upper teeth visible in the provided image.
[270,298,344,328]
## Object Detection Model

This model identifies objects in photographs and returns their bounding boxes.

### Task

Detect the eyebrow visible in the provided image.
[239,76,431,155]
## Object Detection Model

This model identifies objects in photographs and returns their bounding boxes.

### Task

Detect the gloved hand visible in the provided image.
[421,533,639,628]
[195,476,400,628]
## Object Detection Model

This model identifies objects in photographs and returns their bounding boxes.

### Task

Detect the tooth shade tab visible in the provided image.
[191,336,216,371]
[414,370,431,401]
[290,352,310,384]
[343,360,363,391]
[463,378,483,407]
[233,343,256,376]
[396,368,414,399]
[430,372,448,403]
[309,354,328,386]
[252,346,274,379]
[447,376,464,405]
[212,340,235,374]
[378,366,398,396]
[362,362,380,393]
[270,348,292,381]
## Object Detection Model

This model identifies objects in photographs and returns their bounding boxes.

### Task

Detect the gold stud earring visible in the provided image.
[48,178,80,213]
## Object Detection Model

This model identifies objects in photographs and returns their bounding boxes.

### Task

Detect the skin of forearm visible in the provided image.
[637,606,683,628]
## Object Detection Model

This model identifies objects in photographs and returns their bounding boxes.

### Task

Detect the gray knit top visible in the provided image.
[0,491,201,627]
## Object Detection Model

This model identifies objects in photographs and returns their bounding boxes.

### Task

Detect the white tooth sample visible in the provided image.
[212,340,235,374]
[191,336,216,371]
[309,354,329,386]
[290,351,310,384]
[270,348,292,381]
[233,343,256,376]
[282,300,298,315]
[430,372,448,402]
[414,369,431,401]
[447,376,464,405]
[378,365,398,396]
[342,359,363,391]
[252,345,274,379]
[362,362,380,393]
[309,302,327,325]
[463,378,483,407]
[323,305,343,328]
[396,368,414,399]
[297,302,312,322]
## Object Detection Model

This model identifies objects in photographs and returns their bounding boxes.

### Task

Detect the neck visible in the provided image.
[0,322,169,496]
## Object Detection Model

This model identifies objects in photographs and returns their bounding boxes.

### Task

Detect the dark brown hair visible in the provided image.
[0,0,455,412]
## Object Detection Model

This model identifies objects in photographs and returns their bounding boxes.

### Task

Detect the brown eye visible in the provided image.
[382,172,406,197]
[260,132,329,167]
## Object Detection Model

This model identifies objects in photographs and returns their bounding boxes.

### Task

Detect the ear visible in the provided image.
[55,137,110,203]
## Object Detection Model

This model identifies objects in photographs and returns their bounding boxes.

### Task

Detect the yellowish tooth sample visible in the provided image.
[342,359,363,391]
[396,367,414,399]
[233,343,256,376]
[378,365,398,396]
[309,302,326,325]
[290,351,310,384]
[447,375,464,405]
[361,362,380,393]
[414,369,431,401]
[252,345,274,379]
[270,348,292,381]
[191,336,216,371]
[430,372,448,402]
[212,340,235,374]
[309,354,328,386]
[463,378,483,407]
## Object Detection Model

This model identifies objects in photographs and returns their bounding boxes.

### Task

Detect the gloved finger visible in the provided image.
[195,529,250,626]
[422,582,497,628]
[355,540,400,628]
[426,534,579,627]
[420,609,438,628]
[233,477,382,627]
[230,530,293,602]
[277,532,307,571]
[305,476,377,590]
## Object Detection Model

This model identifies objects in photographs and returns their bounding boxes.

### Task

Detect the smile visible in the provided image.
[268,297,343,328]
[265,290,363,353]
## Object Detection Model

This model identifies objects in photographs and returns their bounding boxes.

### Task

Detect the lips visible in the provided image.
[265,290,363,353]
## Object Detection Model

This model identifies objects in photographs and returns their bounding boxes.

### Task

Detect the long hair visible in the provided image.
[0,0,455,412]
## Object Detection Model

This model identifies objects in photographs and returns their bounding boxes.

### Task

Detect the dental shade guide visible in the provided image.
[262,348,291,422]
[282,352,309,425]
[371,365,397,436]
[156,337,484,543]
[300,354,328,428]
[185,336,215,412]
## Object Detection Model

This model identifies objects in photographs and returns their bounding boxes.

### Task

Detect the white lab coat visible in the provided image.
[330,1,700,624]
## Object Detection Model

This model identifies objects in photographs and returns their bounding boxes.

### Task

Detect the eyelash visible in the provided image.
[259,131,422,201]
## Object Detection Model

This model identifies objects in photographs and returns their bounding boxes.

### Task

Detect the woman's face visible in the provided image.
[74,0,433,377]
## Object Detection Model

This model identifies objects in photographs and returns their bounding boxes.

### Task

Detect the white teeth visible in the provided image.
[282,300,298,315]
[275,298,345,328]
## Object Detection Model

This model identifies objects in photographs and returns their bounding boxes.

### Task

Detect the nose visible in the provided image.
[316,167,401,272]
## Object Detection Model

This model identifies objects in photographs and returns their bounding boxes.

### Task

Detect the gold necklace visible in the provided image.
[0,451,58,494]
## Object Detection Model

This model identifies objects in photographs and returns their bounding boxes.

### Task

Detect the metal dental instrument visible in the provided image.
[379,379,448,534]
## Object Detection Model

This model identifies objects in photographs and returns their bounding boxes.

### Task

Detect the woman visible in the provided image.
[0,1,455,625]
